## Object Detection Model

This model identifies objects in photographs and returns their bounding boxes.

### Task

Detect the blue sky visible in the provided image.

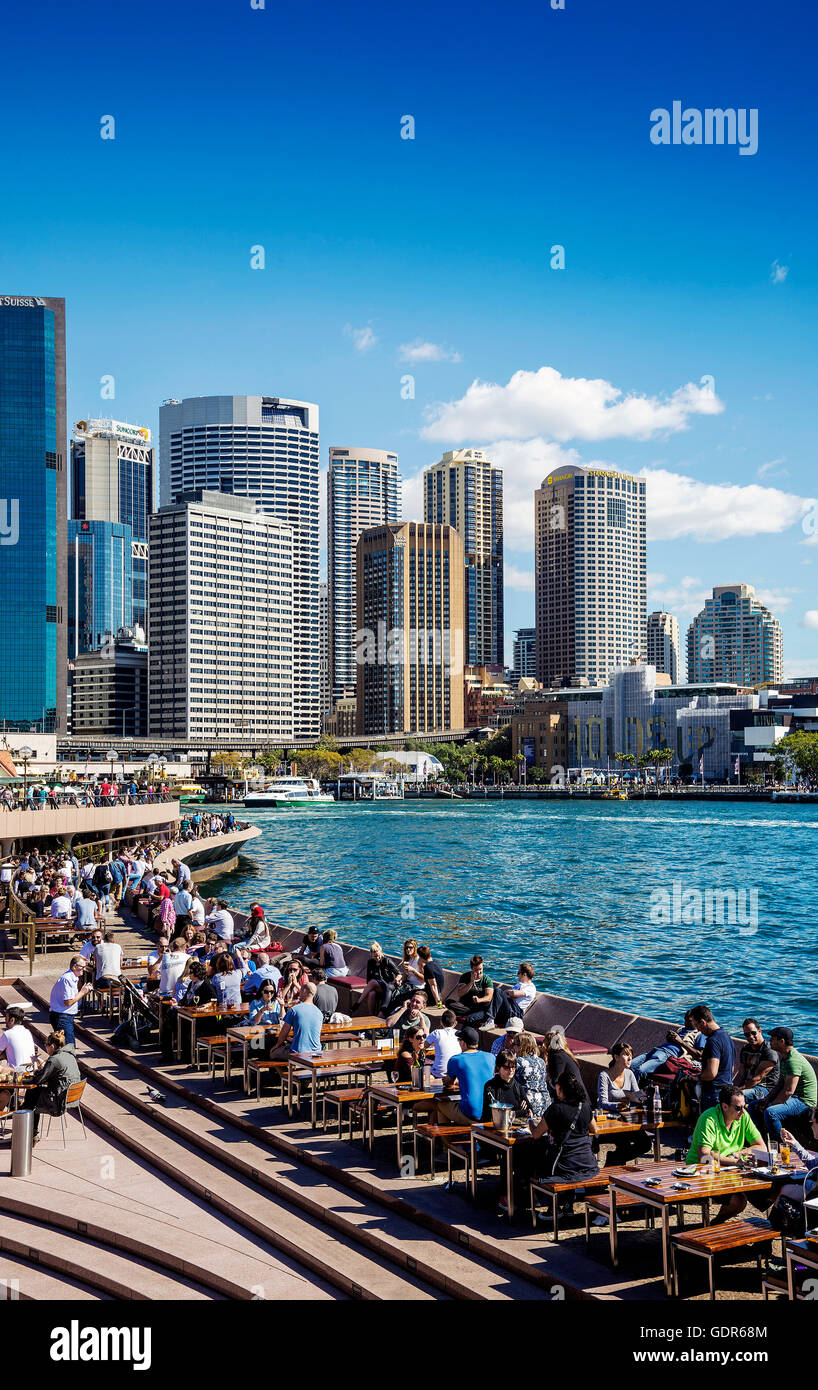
[2,0,816,670]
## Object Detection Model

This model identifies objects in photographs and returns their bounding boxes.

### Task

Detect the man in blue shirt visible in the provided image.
[690,1004,735,1110]
[435,1027,495,1125]
[245,953,282,997]
[48,958,92,1047]
[269,982,323,1060]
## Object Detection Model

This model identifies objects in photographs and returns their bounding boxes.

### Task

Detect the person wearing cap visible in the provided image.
[245,905,271,952]
[434,1027,495,1126]
[751,1027,818,1139]
[489,1016,524,1056]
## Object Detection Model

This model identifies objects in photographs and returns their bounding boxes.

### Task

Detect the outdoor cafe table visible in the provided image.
[366,1083,438,1170]
[0,1073,38,1110]
[608,1159,773,1294]
[289,1046,397,1128]
[470,1121,532,1218]
[175,1002,249,1060]
[225,1016,391,1090]
[785,1237,818,1300]
[594,1108,669,1161]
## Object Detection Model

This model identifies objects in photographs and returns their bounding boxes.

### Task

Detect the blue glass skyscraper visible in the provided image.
[0,295,67,731]
[67,520,134,655]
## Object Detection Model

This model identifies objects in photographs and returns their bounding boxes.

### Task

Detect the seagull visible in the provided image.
[145,1086,167,1104]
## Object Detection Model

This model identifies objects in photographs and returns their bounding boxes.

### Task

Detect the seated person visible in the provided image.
[482,1048,530,1120]
[353,942,400,1017]
[296,925,323,960]
[319,928,349,979]
[434,1027,495,1126]
[490,1017,524,1056]
[515,1032,552,1122]
[248,981,281,1025]
[734,1018,780,1101]
[544,1027,589,1100]
[395,1024,427,1085]
[244,951,282,997]
[178,960,216,1009]
[211,952,243,1008]
[93,931,123,989]
[268,982,324,1062]
[417,944,445,1007]
[596,1043,651,1166]
[0,1008,38,1112]
[278,959,309,1014]
[509,1073,600,1213]
[751,1027,818,1140]
[686,1084,767,1222]
[491,962,537,1029]
[447,955,495,1028]
[387,990,430,1039]
[21,1030,81,1143]
[630,1010,706,1082]
[767,1120,818,1229]
[311,968,339,1023]
[244,904,272,953]
[427,1010,461,1080]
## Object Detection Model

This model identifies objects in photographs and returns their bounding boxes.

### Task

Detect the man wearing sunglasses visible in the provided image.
[686,1083,767,1222]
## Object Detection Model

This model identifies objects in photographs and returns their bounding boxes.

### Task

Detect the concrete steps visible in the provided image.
[0,1252,109,1301]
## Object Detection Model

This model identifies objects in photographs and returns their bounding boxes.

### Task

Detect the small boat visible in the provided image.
[601,789,628,800]
[243,776,336,809]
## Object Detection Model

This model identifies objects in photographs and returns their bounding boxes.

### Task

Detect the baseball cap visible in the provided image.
[460,1026,480,1047]
[505,1018,524,1034]
[770,1026,794,1045]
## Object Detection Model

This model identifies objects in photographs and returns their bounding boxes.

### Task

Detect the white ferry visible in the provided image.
[243,776,336,809]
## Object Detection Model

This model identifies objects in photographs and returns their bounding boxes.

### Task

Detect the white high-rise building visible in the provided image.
[159,395,319,737]
[327,446,400,703]
[319,581,331,717]
[148,491,293,742]
[535,465,647,687]
[647,611,680,683]
[687,584,783,687]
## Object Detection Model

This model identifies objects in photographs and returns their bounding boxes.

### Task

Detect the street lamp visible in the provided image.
[105,749,118,800]
[18,745,34,803]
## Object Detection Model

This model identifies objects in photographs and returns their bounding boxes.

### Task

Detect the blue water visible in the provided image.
[205,800,818,1051]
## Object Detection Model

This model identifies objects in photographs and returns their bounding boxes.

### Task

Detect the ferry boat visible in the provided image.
[243,776,336,809]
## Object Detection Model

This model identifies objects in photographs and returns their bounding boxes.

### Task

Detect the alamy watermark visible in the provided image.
[650,103,758,156]
[355,621,464,675]
[649,881,759,936]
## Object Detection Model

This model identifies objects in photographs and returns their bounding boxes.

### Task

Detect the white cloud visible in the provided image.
[504,565,535,591]
[801,611,818,630]
[770,259,789,284]
[647,575,709,623]
[783,658,818,679]
[421,366,724,444]
[398,339,462,364]
[344,323,378,353]
[757,458,788,480]
[641,467,816,542]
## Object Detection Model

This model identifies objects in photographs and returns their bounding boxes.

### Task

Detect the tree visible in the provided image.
[771,730,818,785]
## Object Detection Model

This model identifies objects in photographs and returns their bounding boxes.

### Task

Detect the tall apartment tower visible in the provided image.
[423,449,503,667]
[148,491,294,741]
[355,521,465,735]
[686,584,783,687]
[647,610,680,683]
[328,446,400,704]
[159,395,319,738]
[0,295,68,733]
[511,627,536,683]
[71,417,154,635]
[318,581,331,717]
[534,464,647,687]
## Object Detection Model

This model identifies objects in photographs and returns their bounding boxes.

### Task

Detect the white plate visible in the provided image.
[673,1165,699,1177]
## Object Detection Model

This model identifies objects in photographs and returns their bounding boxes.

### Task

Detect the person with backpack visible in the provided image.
[93,858,114,913]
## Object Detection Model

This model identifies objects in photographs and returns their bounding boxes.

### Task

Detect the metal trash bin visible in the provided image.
[11,1109,35,1177]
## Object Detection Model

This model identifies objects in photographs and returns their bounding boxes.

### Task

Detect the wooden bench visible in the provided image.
[445,1140,471,1192]
[413,1122,472,1175]
[670,1219,780,1300]
[321,1086,364,1136]
[529,1174,610,1240]
[247,1058,288,1102]
[194,1035,229,1071]
[584,1190,656,1263]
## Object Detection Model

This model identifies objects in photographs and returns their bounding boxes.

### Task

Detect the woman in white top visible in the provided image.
[596,1043,651,1166]
[401,938,425,992]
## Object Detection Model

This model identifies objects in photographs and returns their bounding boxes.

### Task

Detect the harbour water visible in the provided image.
[205,799,817,1051]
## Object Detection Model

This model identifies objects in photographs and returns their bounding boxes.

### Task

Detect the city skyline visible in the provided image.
[2,0,815,677]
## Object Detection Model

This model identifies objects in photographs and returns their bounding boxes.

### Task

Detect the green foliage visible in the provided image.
[771,730,818,783]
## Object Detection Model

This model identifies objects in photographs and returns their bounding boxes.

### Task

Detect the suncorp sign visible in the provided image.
[75,418,152,445]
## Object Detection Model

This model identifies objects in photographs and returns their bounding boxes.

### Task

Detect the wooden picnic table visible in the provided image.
[366,1083,439,1170]
[594,1108,668,1161]
[288,1046,396,1128]
[469,1121,531,1218]
[175,1002,249,1060]
[785,1237,818,1300]
[609,1159,773,1294]
[225,1015,391,1090]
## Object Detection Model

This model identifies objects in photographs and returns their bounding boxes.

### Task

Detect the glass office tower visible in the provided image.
[0,296,67,731]
[67,519,134,655]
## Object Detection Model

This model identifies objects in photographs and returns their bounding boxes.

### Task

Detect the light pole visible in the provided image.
[18,745,34,804]
[105,749,118,802]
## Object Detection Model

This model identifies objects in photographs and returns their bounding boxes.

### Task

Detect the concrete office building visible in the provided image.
[511,627,536,684]
[319,581,331,717]
[647,610,680,684]
[148,491,294,742]
[328,446,400,705]
[0,295,68,732]
[687,584,783,688]
[355,521,465,735]
[535,464,647,688]
[424,449,503,667]
[159,395,319,737]
[67,520,133,656]
[70,631,148,739]
[71,417,154,635]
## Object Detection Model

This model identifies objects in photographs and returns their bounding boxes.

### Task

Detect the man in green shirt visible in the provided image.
[751,1027,818,1140]
[687,1084,766,1222]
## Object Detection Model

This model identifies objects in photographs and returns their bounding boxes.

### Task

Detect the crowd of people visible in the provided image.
[1,780,174,810]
